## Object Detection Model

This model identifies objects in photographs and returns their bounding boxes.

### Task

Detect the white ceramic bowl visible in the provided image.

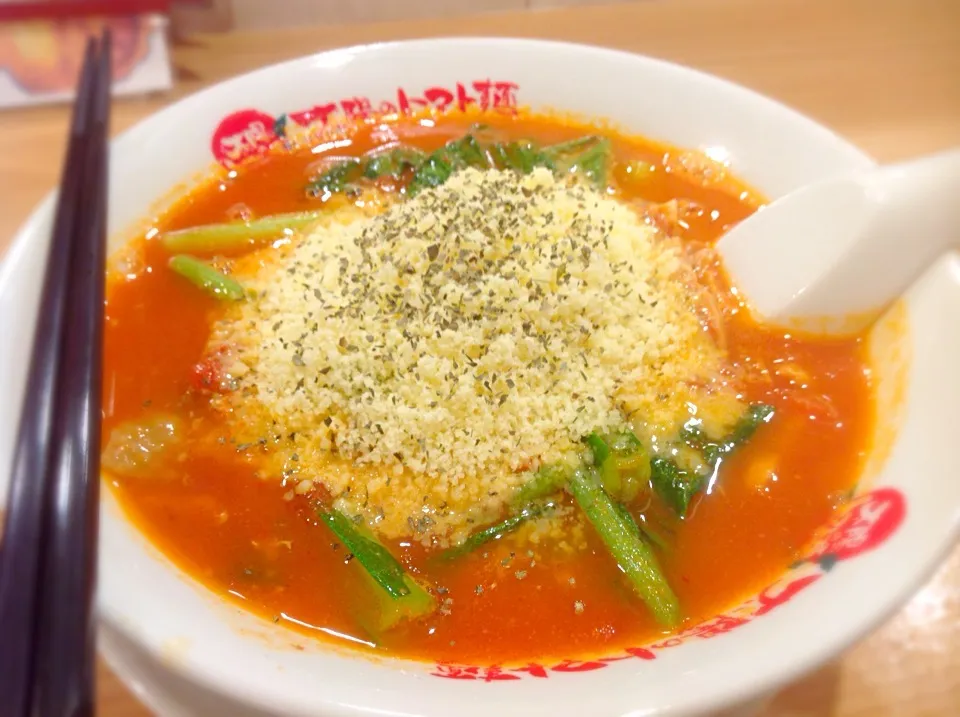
[2,38,959,717]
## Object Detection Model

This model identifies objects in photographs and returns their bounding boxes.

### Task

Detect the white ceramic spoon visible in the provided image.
[717,147,960,331]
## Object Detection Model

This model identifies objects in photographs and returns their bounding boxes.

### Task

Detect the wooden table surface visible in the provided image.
[0,0,957,714]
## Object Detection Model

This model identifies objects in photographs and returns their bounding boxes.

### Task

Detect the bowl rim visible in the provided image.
[9,35,954,717]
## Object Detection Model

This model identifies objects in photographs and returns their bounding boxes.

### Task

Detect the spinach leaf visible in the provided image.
[511,463,571,508]
[303,130,615,198]
[363,148,425,180]
[683,403,775,469]
[306,158,362,196]
[586,431,649,503]
[440,500,557,560]
[446,134,489,169]
[544,135,612,188]
[585,432,611,465]
[650,456,703,517]
[408,154,454,196]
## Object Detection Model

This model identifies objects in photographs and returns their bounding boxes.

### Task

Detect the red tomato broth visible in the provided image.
[102,111,873,666]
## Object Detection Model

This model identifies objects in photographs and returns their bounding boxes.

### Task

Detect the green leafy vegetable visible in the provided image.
[571,139,612,187]
[606,431,643,453]
[650,456,702,517]
[486,140,553,174]
[585,433,611,465]
[683,403,775,468]
[304,131,613,198]
[307,158,363,196]
[507,142,539,173]
[440,500,557,560]
[726,403,776,448]
[407,154,455,196]
[569,466,680,627]
[446,459,571,560]
[319,509,411,598]
[168,255,245,301]
[678,420,706,446]
[544,135,612,188]
[363,154,396,179]
[511,463,571,508]
[320,509,436,635]
[161,210,324,254]
[658,403,776,514]
[363,147,426,179]
[407,135,494,195]
[586,431,650,503]
[444,135,489,169]
[356,570,437,634]
[485,142,511,170]
[609,454,649,502]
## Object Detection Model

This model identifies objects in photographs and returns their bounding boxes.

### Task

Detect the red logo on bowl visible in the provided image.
[211,109,278,168]
[209,80,523,167]
[806,487,906,570]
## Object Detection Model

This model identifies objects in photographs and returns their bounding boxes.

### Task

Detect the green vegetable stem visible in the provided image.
[161,210,324,254]
[319,508,436,632]
[168,255,246,301]
[568,466,680,627]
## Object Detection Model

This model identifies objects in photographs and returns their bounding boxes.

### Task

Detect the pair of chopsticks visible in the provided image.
[0,32,112,717]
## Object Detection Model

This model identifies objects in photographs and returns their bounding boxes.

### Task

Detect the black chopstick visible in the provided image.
[0,32,111,717]
[0,38,99,717]
[33,29,111,717]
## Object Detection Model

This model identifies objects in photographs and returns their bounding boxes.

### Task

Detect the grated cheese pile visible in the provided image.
[216,167,726,543]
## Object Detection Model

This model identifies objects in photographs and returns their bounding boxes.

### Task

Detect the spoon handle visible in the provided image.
[820,148,960,320]
[862,147,960,279]
[718,147,960,328]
